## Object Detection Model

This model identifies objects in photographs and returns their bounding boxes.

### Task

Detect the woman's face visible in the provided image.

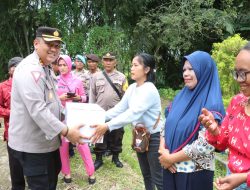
[235,50,250,97]
[58,59,69,75]
[75,58,84,70]
[183,60,198,90]
[130,56,148,82]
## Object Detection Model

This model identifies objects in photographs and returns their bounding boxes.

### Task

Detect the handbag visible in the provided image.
[131,114,160,153]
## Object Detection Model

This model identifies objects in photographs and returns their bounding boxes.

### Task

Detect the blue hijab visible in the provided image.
[165,51,225,153]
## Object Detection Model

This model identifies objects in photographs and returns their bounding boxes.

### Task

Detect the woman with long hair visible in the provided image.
[91,53,163,190]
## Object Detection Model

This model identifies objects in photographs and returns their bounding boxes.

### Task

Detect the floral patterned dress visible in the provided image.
[206,94,250,174]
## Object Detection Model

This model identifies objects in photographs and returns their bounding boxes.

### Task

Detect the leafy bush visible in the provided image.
[212,34,248,98]
[223,96,232,108]
[159,88,180,101]
[159,87,231,110]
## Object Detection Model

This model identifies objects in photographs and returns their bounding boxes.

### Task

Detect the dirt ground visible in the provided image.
[0,118,11,190]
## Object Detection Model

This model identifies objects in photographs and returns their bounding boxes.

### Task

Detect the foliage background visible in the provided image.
[0,1,248,189]
[212,34,248,106]
[1,0,250,91]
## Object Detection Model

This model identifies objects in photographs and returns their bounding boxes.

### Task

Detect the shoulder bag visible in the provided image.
[131,114,161,153]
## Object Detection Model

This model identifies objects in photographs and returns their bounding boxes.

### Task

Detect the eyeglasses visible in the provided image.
[232,70,250,82]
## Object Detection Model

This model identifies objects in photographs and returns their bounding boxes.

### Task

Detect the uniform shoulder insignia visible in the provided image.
[122,80,128,91]
[31,71,42,83]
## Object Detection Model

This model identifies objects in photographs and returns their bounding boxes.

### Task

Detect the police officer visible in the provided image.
[8,26,86,190]
[89,52,128,170]
[83,54,101,101]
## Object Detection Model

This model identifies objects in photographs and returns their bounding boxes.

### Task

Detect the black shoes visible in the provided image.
[94,153,123,170]
[63,176,72,183]
[94,153,104,171]
[88,176,96,185]
[112,156,123,168]
[63,176,96,185]
[94,159,103,171]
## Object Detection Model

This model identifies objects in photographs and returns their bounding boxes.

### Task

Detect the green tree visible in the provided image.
[0,0,53,81]
[212,34,248,98]
[133,0,237,88]
[83,26,131,74]
[1,0,249,86]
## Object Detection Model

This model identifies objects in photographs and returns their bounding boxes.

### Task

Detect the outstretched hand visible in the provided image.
[214,173,247,190]
[67,124,90,145]
[90,123,108,143]
[198,108,219,135]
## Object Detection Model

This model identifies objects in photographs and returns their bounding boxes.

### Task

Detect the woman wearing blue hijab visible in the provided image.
[159,51,225,190]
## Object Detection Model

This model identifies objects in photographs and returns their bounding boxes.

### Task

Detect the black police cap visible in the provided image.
[36,26,63,42]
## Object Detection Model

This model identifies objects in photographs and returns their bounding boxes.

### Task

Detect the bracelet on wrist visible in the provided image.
[64,126,69,137]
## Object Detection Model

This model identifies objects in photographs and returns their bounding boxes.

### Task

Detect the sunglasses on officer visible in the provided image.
[232,69,250,82]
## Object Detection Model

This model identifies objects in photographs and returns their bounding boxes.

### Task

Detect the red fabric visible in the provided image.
[0,78,12,141]
[247,172,250,187]
[206,94,250,173]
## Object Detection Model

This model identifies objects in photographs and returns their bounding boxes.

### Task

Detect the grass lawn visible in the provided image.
[56,96,228,190]
[57,126,144,190]
[57,126,228,190]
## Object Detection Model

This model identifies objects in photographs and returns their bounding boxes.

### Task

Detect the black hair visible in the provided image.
[135,53,156,83]
[242,41,250,51]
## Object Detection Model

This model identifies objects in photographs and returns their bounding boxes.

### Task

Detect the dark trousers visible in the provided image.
[7,145,61,190]
[163,169,214,190]
[94,127,124,154]
[137,132,163,190]
[7,145,25,190]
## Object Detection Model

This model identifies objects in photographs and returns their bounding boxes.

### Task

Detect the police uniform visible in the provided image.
[72,69,88,93]
[82,68,100,100]
[89,54,128,169]
[72,69,87,84]
[8,27,65,190]
[83,54,101,101]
